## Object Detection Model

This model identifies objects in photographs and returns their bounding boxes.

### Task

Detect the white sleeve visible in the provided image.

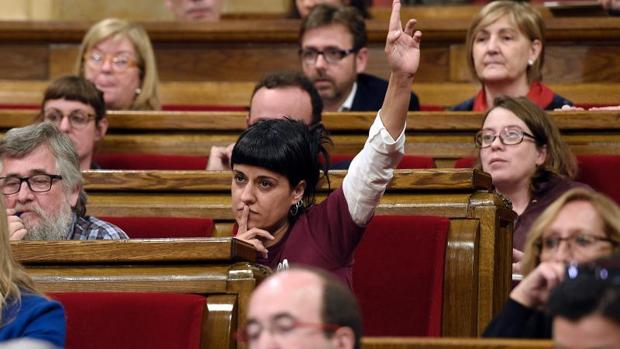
[342,110,405,226]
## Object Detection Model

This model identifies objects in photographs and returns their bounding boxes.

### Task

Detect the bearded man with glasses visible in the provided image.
[299,4,419,112]
[0,123,127,241]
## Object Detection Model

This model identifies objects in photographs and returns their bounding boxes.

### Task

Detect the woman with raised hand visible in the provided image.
[0,200,65,347]
[474,96,587,271]
[484,188,620,338]
[452,1,571,111]
[233,0,420,287]
[75,18,160,111]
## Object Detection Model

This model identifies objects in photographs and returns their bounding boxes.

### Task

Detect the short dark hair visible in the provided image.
[300,4,368,52]
[548,255,620,325]
[290,0,371,19]
[39,75,106,123]
[251,71,323,125]
[320,269,363,349]
[231,118,331,220]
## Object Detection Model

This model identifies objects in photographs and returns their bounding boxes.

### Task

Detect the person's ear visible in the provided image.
[95,118,109,141]
[355,47,368,74]
[536,144,547,166]
[68,185,81,207]
[292,180,306,205]
[529,39,542,66]
[330,327,356,349]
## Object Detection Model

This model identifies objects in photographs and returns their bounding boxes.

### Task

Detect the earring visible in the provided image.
[290,200,304,216]
[135,88,142,95]
[528,59,534,66]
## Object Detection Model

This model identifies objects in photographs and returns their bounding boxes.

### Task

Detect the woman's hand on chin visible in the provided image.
[235,205,274,258]
[510,261,565,309]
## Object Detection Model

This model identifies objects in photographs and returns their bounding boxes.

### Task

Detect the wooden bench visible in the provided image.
[0,80,618,108]
[79,169,514,336]
[361,337,553,349]
[11,238,268,349]
[2,109,619,167]
[0,16,618,83]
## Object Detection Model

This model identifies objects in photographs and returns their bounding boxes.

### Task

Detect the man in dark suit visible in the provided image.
[299,4,419,112]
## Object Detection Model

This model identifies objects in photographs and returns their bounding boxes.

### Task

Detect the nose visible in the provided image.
[486,35,499,53]
[490,135,504,150]
[16,181,34,204]
[240,183,256,205]
[254,330,280,349]
[100,56,113,73]
[58,116,72,133]
[314,52,328,69]
[552,240,574,264]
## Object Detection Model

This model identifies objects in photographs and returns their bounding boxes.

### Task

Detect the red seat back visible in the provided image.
[454,156,476,168]
[576,155,620,204]
[100,216,214,239]
[93,153,208,170]
[353,215,449,336]
[51,292,206,349]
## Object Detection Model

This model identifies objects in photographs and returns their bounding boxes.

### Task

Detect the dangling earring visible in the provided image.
[527,59,534,66]
[290,199,304,216]
[135,88,142,96]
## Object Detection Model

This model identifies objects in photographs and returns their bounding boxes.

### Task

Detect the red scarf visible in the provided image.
[472,82,556,111]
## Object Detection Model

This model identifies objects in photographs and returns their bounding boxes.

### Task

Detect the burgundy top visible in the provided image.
[257,187,365,288]
[514,174,588,251]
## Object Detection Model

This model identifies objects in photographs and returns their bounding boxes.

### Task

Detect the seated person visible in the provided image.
[0,200,65,347]
[233,0,420,286]
[451,1,572,111]
[165,0,224,21]
[292,0,370,18]
[75,18,160,111]
[548,254,620,349]
[240,266,362,349]
[0,123,128,240]
[483,188,620,338]
[473,96,586,270]
[299,4,419,112]
[207,70,322,170]
[36,76,108,171]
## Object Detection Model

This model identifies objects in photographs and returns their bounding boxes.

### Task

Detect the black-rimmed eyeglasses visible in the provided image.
[299,47,358,65]
[475,127,537,148]
[0,174,63,195]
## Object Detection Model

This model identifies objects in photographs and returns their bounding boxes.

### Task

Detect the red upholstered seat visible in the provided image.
[353,215,449,336]
[575,155,620,204]
[454,156,476,168]
[93,153,208,170]
[161,104,247,112]
[50,292,206,349]
[100,216,214,239]
[330,154,434,169]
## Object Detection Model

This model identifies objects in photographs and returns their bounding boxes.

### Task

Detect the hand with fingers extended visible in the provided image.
[234,206,274,258]
[510,261,565,309]
[385,0,422,78]
[206,143,235,171]
[6,208,28,240]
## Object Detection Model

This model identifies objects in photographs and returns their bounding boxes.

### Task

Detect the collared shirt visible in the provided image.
[338,82,358,112]
[343,110,406,225]
[66,213,128,240]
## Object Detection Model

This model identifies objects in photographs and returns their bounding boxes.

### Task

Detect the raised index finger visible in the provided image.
[389,0,402,33]
[238,205,249,234]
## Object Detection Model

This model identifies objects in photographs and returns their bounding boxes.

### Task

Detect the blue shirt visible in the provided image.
[0,292,65,347]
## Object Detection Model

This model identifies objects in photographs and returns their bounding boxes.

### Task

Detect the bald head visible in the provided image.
[244,268,360,349]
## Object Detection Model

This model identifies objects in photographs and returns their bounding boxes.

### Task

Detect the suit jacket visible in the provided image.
[350,73,420,112]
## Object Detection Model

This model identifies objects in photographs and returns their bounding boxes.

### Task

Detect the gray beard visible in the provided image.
[22,203,73,241]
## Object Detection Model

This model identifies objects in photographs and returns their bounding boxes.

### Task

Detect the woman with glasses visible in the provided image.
[0,199,66,347]
[484,188,620,338]
[451,1,571,111]
[475,96,586,270]
[75,18,160,111]
[36,76,107,170]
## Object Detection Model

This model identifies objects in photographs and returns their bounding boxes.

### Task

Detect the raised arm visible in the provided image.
[342,1,421,226]
[381,0,421,140]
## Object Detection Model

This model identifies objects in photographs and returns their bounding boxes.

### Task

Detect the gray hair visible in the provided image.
[0,122,87,216]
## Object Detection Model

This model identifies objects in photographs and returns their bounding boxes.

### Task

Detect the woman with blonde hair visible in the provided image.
[484,188,620,338]
[0,200,65,346]
[75,18,160,111]
[452,1,571,111]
